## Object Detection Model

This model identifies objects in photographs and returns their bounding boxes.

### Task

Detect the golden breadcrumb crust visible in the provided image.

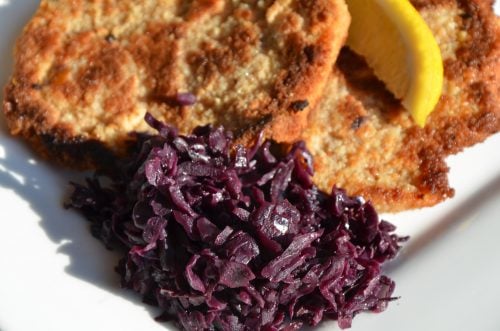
[304,0,500,212]
[3,0,350,168]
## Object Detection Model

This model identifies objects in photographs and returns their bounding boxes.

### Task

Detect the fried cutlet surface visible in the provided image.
[3,0,350,168]
[304,0,500,212]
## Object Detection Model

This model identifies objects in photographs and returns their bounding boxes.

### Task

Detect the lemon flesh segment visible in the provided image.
[345,0,443,127]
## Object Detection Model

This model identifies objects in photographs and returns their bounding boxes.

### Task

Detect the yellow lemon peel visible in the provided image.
[346,0,443,127]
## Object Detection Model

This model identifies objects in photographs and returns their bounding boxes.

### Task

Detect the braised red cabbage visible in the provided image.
[68,113,406,330]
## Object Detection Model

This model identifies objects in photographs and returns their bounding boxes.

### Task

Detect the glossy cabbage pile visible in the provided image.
[68,114,406,330]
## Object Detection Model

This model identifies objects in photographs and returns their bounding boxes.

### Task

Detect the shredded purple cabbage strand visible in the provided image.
[68,113,406,331]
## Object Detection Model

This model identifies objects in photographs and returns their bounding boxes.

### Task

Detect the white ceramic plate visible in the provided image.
[0,2,499,331]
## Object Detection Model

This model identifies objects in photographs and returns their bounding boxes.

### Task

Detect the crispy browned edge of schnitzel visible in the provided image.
[2,0,349,170]
[238,0,351,144]
[308,0,500,212]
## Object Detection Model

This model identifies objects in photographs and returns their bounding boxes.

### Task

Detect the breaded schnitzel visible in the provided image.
[304,0,500,212]
[3,0,350,168]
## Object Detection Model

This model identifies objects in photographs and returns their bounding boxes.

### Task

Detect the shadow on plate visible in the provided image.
[385,172,500,272]
[0,139,172,326]
[0,1,172,328]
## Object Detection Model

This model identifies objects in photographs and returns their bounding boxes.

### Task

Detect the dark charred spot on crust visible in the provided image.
[459,11,472,19]
[273,34,316,104]
[333,96,370,137]
[290,100,309,112]
[315,11,328,23]
[31,83,42,90]
[304,45,315,63]
[256,114,273,128]
[105,33,116,43]
[3,88,119,171]
[40,134,117,170]
[239,113,274,138]
[233,113,273,144]
[351,116,366,130]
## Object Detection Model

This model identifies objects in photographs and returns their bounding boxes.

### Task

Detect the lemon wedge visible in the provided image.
[345,0,443,127]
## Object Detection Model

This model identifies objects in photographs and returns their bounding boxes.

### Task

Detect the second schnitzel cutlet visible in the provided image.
[304,0,500,212]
